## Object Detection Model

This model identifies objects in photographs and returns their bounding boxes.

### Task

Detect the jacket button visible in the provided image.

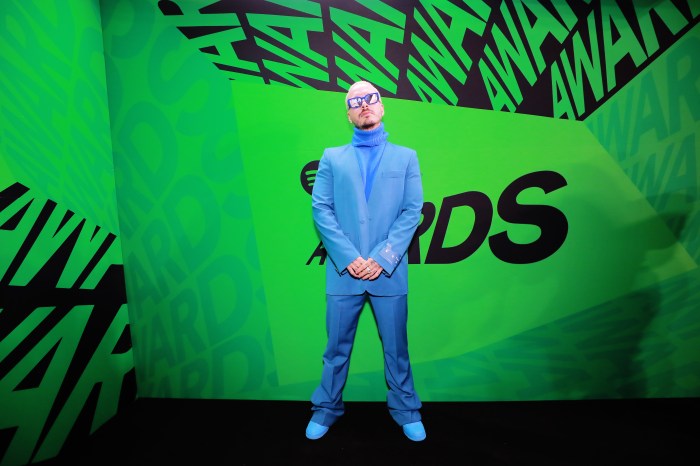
[360,219,365,224]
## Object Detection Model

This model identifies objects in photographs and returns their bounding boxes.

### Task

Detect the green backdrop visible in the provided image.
[1,2,132,466]
[1,1,699,465]
[106,0,698,402]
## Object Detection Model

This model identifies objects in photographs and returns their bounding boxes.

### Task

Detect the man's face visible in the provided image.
[346,84,384,130]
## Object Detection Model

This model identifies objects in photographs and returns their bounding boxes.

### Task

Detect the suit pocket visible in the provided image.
[382,170,403,178]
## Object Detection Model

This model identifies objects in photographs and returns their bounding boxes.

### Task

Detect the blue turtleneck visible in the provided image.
[351,123,388,201]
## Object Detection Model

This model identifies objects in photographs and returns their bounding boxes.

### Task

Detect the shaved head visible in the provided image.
[345,80,381,103]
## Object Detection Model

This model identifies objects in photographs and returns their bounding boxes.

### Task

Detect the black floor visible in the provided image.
[41,397,699,465]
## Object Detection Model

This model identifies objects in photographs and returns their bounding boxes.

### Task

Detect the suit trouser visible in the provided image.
[310,293,422,427]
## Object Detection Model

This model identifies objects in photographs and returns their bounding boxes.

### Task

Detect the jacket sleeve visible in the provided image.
[312,150,361,275]
[370,151,423,275]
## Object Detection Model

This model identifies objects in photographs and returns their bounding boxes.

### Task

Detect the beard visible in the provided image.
[357,114,379,130]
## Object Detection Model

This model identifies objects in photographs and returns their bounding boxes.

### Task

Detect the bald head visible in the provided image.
[345,81,381,103]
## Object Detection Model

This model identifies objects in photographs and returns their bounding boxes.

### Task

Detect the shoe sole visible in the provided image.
[306,429,329,440]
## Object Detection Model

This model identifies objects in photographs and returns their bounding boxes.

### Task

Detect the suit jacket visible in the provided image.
[312,141,423,296]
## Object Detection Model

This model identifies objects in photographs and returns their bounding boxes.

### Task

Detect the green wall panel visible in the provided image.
[101,0,699,402]
[101,0,276,399]
[3,4,699,465]
[1,1,133,466]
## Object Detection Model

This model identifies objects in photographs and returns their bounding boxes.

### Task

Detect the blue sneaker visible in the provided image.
[306,421,329,440]
[402,421,426,441]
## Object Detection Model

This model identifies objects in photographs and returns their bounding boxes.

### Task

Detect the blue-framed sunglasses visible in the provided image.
[347,92,380,109]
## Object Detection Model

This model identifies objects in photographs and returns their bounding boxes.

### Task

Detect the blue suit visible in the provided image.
[310,138,423,427]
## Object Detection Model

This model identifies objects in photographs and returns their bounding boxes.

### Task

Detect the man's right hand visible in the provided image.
[347,256,366,278]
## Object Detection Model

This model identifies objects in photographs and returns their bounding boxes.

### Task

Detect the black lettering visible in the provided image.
[306,241,327,265]
[425,192,492,264]
[407,202,436,264]
[489,170,568,264]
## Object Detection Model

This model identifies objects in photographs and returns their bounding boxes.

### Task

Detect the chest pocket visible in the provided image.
[382,170,403,178]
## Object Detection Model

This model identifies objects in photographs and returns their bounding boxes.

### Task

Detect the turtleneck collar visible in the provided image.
[351,122,388,147]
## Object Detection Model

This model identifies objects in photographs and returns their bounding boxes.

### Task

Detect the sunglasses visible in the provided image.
[347,92,380,109]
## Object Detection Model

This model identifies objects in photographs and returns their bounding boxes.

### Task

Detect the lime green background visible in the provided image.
[2,2,698,465]
[1,1,131,465]
[233,82,696,398]
[103,1,699,402]
[101,0,276,400]
[0,0,119,233]
[1,0,698,425]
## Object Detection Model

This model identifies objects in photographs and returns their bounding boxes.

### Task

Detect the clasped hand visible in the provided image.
[348,257,383,280]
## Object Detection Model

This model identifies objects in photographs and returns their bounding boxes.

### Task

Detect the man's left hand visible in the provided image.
[361,258,383,280]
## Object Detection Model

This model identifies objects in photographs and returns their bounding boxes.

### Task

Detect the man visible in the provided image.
[306,81,426,442]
